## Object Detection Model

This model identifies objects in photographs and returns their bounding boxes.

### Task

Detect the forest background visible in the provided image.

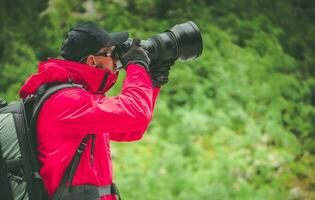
[0,0,315,199]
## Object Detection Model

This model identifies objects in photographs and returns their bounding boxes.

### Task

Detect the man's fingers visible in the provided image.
[132,39,141,47]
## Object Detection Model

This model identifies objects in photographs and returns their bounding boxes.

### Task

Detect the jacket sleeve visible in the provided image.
[45,64,160,142]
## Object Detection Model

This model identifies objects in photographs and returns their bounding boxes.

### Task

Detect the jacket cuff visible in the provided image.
[126,61,149,71]
[126,63,148,72]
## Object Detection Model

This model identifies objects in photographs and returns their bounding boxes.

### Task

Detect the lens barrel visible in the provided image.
[169,21,203,61]
[142,21,203,65]
[114,21,203,67]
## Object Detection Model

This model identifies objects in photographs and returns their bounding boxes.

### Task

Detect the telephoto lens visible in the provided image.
[114,21,203,69]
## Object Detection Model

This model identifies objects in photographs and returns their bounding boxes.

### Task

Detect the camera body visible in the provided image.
[114,21,203,68]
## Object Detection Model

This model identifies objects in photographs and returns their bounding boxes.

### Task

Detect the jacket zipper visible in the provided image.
[90,134,96,167]
[98,72,109,91]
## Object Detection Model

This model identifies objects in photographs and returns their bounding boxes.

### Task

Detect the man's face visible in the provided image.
[86,47,118,72]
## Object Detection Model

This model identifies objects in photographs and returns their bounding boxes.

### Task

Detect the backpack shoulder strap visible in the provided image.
[52,134,92,200]
[0,98,7,108]
[30,83,84,132]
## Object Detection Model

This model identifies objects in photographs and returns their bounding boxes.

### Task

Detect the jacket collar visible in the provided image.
[19,58,118,99]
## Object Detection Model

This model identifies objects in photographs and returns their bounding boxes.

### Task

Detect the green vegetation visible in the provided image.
[1,0,314,199]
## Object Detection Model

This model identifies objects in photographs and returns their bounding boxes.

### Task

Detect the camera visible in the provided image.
[114,21,203,68]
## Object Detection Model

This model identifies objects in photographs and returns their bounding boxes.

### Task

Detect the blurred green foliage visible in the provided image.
[1,0,314,199]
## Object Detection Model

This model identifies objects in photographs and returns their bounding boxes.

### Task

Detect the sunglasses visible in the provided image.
[93,51,113,57]
[79,49,116,63]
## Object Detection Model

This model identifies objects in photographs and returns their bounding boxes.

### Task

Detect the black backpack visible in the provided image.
[0,83,81,200]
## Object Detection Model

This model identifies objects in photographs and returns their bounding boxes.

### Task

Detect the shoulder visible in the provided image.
[39,87,95,117]
[37,86,106,125]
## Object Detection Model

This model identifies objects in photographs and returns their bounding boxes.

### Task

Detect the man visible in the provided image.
[19,22,171,200]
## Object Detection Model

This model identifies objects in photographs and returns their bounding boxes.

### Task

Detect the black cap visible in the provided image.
[61,22,129,61]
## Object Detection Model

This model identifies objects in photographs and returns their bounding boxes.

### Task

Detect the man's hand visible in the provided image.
[119,39,150,70]
[149,61,174,87]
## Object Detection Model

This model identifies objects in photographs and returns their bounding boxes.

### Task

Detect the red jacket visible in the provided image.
[19,59,160,199]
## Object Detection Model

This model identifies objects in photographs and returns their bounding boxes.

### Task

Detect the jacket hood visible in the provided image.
[19,58,118,99]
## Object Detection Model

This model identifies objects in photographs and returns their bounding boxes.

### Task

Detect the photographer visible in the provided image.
[19,22,172,200]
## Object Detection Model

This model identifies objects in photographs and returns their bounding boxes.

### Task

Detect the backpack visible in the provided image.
[0,83,83,200]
